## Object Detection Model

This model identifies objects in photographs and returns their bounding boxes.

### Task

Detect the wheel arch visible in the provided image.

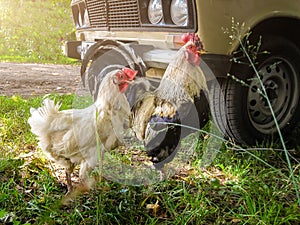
[228,16,300,79]
[245,16,300,52]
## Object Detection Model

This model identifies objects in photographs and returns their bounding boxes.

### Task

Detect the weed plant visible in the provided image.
[224,18,300,206]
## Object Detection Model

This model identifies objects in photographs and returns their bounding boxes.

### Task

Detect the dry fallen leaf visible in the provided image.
[146,200,160,215]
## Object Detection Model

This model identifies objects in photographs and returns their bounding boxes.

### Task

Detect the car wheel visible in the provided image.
[210,37,300,145]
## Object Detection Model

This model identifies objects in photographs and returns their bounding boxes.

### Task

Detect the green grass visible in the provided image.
[0,0,77,64]
[0,95,299,224]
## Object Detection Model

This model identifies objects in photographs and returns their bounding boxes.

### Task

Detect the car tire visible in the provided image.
[210,36,300,145]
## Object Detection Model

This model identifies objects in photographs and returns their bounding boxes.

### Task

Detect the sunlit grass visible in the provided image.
[0,0,76,64]
[0,54,78,64]
[0,94,299,224]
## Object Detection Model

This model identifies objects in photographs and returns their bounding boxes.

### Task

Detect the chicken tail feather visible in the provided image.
[28,98,61,136]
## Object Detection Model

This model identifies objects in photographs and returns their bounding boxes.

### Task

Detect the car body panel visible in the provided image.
[66,0,300,77]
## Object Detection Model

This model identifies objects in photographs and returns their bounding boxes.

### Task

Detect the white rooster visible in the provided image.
[28,67,137,198]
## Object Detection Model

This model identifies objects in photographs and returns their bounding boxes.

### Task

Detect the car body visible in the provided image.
[65,0,300,145]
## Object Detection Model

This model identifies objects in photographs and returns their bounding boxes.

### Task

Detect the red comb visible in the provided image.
[122,67,138,80]
[181,32,204,51]
[181,33,194,43]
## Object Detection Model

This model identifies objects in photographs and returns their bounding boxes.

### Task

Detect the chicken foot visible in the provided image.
[61,176,95,206]
[65,163,75,194]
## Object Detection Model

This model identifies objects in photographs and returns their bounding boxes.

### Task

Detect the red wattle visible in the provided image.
[119,83,129,93]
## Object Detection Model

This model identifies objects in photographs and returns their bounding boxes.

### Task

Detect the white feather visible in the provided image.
[28,69,131,192]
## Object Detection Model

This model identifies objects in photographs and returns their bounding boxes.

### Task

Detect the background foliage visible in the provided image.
[0,0,76,63]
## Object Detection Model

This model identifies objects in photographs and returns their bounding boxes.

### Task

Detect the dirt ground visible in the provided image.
[0,62,81,97]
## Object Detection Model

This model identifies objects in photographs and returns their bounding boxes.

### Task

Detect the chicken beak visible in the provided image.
[198,49,206,55]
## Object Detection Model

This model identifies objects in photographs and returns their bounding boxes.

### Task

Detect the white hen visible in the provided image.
[28,68,137,197]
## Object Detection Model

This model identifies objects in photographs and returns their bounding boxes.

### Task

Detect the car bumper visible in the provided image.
[63,40,231,80]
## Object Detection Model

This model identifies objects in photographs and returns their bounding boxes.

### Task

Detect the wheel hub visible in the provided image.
[247,57,299,134]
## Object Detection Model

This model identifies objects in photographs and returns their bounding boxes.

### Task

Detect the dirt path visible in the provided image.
[0,62,81,97]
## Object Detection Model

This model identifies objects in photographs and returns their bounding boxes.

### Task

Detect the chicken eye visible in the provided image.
[116,71,126,80]
[186,44,194,51]
[119,73,125,79]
